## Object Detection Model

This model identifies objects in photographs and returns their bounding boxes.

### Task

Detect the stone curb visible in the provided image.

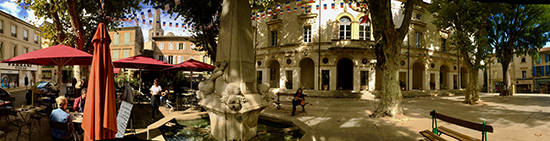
[5,86,28,93]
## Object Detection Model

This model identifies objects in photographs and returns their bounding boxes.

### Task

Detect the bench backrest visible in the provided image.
[430,110,494,133]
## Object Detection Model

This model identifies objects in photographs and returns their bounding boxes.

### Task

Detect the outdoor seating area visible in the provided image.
[0,105,48,140]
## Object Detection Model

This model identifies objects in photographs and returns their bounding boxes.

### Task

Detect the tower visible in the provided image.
[148,8,164,40]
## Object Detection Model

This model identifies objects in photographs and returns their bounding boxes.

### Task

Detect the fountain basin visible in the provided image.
[159,116,304,141]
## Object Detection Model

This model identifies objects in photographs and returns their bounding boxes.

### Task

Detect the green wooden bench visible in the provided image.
[419,110,494,141]
[273,93,308,110]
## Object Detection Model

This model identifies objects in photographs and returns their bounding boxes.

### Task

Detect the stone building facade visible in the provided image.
[151,34,207,65]
[487,47,550,93]
[486,54,534,93]
[109,26,144,61]
[0,10,42,88]
[253,0,471,92]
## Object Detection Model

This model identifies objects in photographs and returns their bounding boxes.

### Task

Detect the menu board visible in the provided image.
[115,101,133,138]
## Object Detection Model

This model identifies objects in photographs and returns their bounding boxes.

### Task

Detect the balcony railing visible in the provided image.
[330,39,375,49]
[12,33,17,38]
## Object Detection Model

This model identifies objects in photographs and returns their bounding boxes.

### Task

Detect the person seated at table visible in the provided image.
[50,96,74,140]
[72,88,86,112]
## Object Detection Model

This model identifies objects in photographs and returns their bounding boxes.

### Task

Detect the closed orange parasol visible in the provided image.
[82,23,117,141]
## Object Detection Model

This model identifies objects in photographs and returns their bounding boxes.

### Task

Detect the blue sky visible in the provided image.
[0,0,192,42]
[1,0,550,46]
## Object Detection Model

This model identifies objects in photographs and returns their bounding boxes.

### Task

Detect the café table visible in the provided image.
[14,105,47,133]
[176,91,196,111]
[15,105,47,121]
[70,112,84,141]
[70,112,83,124]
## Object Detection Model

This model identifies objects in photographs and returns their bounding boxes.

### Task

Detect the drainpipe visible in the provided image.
[318,0,321,90]
[254,13,258,84]
[457,51,460,89]
[407,45,410,91]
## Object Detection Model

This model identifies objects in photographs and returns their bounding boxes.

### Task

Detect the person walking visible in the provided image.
[150,78,163,120]
[291,88,306,116]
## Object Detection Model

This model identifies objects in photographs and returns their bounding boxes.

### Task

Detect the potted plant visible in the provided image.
[361,76,368,91]
[399,80,405,91]
[285,80,293,89]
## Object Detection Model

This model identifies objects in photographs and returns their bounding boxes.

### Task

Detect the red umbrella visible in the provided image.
[113,55,174,91]
[163,59,214,89]
[162,59,214,72]
[82,23,117,141]
[113,68,121,74]
[0,44,93,89]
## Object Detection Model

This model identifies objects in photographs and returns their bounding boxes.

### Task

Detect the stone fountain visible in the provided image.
[196,0,270,140]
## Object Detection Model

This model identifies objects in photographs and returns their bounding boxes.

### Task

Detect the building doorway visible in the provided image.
[461,67,468,88]
[412,62,424,89]
[440,65,448,90]
[269,60,280,88]
[300,58,315,89]
[337,58,353,90]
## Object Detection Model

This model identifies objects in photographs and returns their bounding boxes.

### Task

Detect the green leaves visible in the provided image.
[488,4,550,59]
[144,0,222,61]
[17,0,141,49]
[429,0,493,69]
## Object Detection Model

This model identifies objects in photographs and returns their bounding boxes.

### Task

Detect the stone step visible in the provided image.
[273,89,466,98]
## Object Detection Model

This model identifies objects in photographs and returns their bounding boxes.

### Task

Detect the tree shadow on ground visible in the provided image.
[266,95,424,141]
[402,95,550,129]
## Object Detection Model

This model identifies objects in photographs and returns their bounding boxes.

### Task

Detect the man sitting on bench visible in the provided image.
[291,88,305,116]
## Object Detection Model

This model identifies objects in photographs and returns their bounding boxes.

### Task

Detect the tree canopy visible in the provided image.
[488,4,550,96]
[141,0,298,62]
[143,0,222,62]
[428,0,493,104]
[18,0,141,51]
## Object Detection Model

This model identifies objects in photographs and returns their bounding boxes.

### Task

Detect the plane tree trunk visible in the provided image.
[368,0,417,118]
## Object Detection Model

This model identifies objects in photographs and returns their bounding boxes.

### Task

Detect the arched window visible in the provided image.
[339,17,351,39]
[359,17,371,40]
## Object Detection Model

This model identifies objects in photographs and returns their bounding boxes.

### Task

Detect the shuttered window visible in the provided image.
[113,33,119,45]
[124,33,130,45]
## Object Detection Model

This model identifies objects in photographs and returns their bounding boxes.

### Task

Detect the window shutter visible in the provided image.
[546,65,550,76]
[533,66,537,77]
[546,54,548,62]
[544,66,546,76]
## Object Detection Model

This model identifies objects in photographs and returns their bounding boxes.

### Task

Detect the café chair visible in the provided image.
[4,102,32,141]
[30,110,48,134]
[49,120,77,141]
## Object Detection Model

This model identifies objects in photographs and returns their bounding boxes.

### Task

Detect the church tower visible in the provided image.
[148,8,164,40]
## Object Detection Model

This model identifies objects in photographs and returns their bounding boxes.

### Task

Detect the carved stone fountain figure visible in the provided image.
[197,0,270,140]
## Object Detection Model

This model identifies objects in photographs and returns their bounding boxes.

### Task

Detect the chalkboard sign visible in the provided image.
[115,101,133,138]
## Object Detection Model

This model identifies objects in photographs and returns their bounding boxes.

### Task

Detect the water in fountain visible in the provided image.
[159,117,303,141]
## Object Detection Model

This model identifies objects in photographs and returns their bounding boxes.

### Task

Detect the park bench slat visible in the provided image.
[438,126,481,141]
[430,111,494,133]
[420,130,447,141]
